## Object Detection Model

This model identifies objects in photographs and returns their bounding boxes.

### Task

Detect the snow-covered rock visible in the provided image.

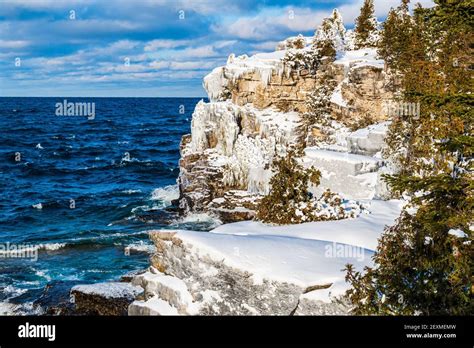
[131,270,194,314]
[303,148,381,199]
[346,122,389,155]
[133,199,402,315]
[70,282,143,316]
[129,296,179,316]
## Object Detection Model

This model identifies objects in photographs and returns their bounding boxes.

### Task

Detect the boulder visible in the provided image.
[70,282,143,316]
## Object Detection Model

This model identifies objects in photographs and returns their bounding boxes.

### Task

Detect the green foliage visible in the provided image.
[312,9,345,61]
[256,150,321,225]
[299,72,338,147]
[377,1,414,71]
[346,0,474,315]
[354,0,378,49]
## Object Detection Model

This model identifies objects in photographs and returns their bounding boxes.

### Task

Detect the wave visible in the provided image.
[0,232,150,256]
[121,189,142,194]
[124,241,155,254]
[170,212,222,230]
[0,242,67,257]
[0,301,44,315]
[32,203,43,210]
[150,184,179,206]
[67,231,149,244]
[20,159,171,177]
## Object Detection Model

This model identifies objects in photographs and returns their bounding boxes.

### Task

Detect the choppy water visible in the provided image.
[0,97,214,313]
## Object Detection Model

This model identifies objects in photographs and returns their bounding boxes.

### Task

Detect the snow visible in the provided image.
[71,282,142,299]
[303,147,382,201]
[334,48,384,69]
[330,84,347,107]
[212,199,403,251]
[159,199,401,302]
[304,148,380,173]
[177,230,370,291]
[346,122,389,155]
[129,296,179,316]
[448,229,468,239]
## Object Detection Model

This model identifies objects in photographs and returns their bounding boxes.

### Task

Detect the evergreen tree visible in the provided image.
[377,0,413,70]
[354,0,379,49]
[313,9,346,60]
[346,0,473,315]
[256,150,321,225]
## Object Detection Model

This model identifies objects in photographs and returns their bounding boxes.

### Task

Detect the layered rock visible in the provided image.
[177,46,395,221]
[128,231,353,315]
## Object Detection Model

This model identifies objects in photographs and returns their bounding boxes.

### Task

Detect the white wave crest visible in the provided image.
[171,213,222,229]
[150,185,179,206]
[125,241,155,254]
[32,203,43,210]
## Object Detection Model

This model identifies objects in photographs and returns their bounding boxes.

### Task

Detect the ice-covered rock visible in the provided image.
[131,270,194,314]
[178,101,300,217]
[346,122,389,155]
[303,148,381,200]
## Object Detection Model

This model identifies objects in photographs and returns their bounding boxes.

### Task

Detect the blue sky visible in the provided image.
[0,0,433,97]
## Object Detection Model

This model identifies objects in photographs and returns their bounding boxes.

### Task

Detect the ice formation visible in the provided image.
[185,100,300,195]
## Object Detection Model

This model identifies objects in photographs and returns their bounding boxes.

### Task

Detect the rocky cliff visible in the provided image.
[128,231,352,315]
[177,46,396,222]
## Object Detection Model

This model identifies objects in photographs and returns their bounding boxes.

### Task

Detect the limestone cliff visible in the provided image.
[128,231,352,315]
[177,46,396,222]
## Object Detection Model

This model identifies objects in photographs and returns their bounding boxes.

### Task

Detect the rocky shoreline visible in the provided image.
[15,11,404,317]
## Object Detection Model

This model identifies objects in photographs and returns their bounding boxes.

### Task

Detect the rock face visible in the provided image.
[178,101,300,222]
[128,231,350,315]
[177,47,395,221]
[70,282,143,316]
[230,69,319,113]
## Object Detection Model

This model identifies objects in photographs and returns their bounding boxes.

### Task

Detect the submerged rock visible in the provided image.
[34,280,82,315]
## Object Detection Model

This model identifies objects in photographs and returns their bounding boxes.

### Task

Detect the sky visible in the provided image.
[0,0,434,97]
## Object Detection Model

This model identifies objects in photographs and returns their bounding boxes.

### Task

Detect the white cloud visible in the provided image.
[214,0,436,40]
[0,40,30,48]
[179,45,218,58]
[144,39,191,51]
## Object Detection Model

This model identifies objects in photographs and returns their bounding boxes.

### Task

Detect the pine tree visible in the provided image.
[377,0,414,70]
[354,0,379,49]
[313,9,346,60]
[345,0,473,315]
[256,150,321,225]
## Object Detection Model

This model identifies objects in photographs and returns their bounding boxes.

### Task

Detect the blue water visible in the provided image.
[0,97,206,312]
